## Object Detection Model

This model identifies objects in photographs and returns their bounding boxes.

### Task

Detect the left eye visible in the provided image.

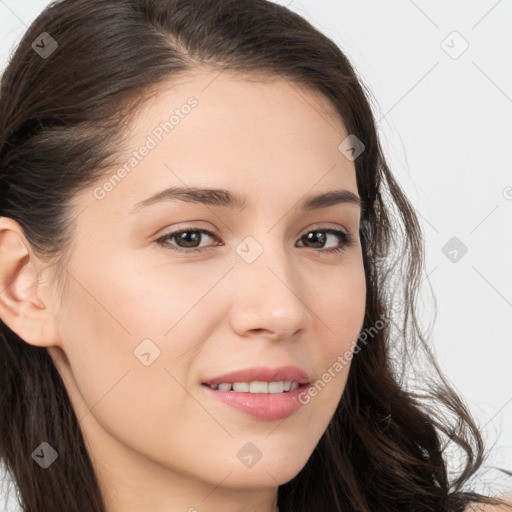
[155,227,354,254]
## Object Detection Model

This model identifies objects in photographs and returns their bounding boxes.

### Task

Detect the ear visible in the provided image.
[0,217,61,347]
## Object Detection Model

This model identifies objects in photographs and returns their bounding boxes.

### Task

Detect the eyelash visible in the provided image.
[155,226,355,255]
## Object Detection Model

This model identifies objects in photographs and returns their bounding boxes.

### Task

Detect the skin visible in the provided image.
[0,69,367,512]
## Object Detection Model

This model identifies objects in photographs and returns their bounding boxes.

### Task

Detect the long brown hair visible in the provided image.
[0,1,508,510]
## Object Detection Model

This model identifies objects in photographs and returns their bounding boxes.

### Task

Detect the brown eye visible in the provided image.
[297,228,354,254]
[156,229,219,253]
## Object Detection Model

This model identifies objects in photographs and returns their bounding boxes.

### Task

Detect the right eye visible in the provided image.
[155,228,221,253]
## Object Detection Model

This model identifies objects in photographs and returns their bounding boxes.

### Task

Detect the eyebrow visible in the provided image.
[130,186,363,213]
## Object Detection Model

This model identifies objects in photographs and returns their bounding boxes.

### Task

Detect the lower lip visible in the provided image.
[201,384,310,421]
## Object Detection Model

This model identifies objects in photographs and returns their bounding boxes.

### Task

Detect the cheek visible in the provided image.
[53,264,189,425]
[317,260,366,348]
[55,277,199,465]
[308,261,366,397]
[86,253,232,341]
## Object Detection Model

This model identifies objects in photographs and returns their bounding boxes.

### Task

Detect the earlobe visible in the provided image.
[0,217,61,348]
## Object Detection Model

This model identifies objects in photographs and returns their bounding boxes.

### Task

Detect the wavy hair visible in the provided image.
[0,0,508,510]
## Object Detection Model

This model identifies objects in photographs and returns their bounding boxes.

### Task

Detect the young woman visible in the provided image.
[0,0,510,511]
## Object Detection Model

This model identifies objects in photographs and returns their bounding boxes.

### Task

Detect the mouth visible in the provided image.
[201,366,311,421]
[200,380,311,421]
[199,365,311,420]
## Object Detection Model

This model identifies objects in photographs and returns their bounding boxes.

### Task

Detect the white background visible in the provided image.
[0,0,511,507]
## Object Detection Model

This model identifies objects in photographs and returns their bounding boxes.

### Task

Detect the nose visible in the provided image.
[228,241,312,341]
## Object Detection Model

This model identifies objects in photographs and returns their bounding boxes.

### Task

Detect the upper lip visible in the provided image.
[202,365,310,386]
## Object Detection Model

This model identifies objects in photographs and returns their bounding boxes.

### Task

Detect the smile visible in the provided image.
[205,381,300,393]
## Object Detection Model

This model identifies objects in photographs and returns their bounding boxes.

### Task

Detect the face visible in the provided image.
[46,69,366,502]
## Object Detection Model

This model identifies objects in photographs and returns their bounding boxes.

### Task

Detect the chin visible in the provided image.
[216,462,306,489]
[215,447,312,488]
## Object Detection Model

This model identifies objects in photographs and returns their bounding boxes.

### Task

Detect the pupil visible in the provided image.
[306,231,326,248]
[179,232,199,248]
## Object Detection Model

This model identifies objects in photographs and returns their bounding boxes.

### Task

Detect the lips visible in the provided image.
[201,365,310,387]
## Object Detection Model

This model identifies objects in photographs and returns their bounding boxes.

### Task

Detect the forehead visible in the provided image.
[79,69,358,217]
[122,68,349,160]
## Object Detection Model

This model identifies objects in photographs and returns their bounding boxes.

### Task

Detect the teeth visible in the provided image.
[250,381,268,393]
[233,382,250,392]
[268,381,284,393]
[208,381,300,393]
